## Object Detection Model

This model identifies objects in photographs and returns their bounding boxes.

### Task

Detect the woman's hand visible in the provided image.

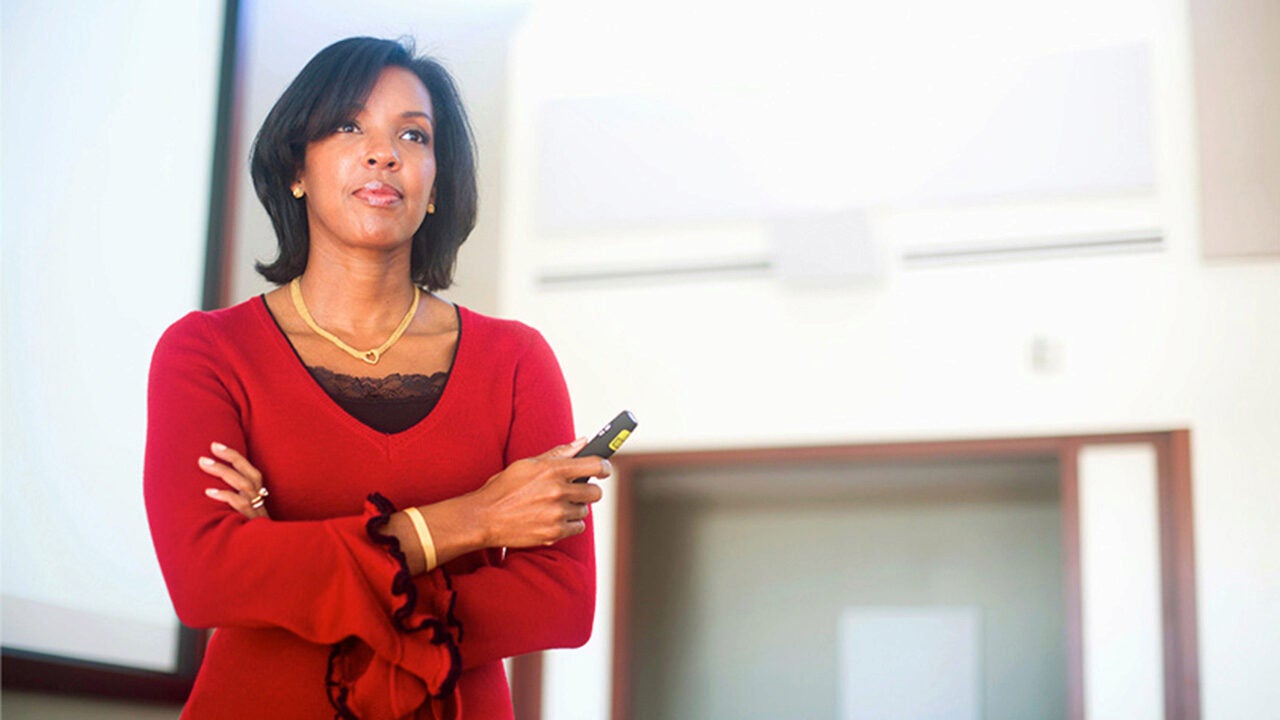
[199,442,270,520]
[378,439,610,574]
[469,438,609,549]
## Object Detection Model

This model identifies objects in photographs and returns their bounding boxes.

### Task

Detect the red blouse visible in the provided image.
[144,297,594,719]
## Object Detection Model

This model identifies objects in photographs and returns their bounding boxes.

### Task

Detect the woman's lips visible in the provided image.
[353,181,403,207]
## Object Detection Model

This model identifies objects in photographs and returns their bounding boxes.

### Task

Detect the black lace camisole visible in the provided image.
[307,367,447,434]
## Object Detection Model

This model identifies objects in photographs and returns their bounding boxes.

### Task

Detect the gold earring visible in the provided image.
[427,202,435,214]
[291,185,305,199]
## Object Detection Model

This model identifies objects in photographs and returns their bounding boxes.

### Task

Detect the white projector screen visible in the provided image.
[1,0,224,680]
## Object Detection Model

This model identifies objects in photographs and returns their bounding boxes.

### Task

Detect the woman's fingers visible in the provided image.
[594,458,612,481]
[564,456,611,486]
[535,437,588,460]
[199,442,269,519]
[198,455,258,496]
[473,443,614,548]
[551,519,587,544]
[204,487,269,519]
[455,439,605,548]
[210,442,264,485]
[565,478,604,505]
[518,440,612,483]
[543,441,612,481]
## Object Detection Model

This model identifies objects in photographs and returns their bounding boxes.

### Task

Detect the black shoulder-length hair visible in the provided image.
[250,37,478,291]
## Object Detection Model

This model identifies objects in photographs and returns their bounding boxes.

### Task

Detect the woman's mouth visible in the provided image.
[353,181,403,208]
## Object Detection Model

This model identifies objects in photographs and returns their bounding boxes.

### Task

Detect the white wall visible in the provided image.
[498,2,1280,719]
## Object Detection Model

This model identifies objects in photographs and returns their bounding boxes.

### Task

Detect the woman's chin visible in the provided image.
[331,227,418,253]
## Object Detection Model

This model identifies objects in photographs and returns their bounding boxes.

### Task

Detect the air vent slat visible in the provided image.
[903,231,1163,267]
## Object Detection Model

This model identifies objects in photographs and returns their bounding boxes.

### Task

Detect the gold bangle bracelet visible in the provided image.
[403,506,438,572]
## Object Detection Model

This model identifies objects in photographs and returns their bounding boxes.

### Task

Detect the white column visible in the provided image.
[1078,443,1165,719]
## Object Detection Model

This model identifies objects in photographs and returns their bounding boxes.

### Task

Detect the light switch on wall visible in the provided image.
[1030,334,1065,374]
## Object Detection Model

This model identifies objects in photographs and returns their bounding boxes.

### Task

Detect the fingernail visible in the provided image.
[204,488,219,497]
[211,442,227,453]
[601,459,613,476]
[198,456,215,467]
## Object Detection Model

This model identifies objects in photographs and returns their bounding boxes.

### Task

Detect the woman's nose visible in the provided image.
[364,140,398,169]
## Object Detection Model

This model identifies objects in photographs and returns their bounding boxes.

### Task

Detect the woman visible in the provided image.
[144,37,607,719]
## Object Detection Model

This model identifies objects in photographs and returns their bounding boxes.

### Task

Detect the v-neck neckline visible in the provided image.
[253,294,466,442]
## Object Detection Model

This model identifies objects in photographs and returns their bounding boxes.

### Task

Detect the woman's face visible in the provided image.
[296,66,437,257]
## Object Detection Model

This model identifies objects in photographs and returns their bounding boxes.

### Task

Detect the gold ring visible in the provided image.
[250,497,266,509]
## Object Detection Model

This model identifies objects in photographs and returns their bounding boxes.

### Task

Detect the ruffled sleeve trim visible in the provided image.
[325,640,362,720]
[323,494,465,719]
[362,492,463,696]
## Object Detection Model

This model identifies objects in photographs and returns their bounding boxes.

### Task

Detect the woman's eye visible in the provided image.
[335,122,359,134]
[401,129,429,145]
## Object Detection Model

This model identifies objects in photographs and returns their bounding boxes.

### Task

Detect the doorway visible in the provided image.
[628,454,1065,719]
[604,431,1198,720]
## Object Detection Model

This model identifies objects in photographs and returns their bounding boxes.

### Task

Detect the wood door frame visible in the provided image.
[592,430,1198,720]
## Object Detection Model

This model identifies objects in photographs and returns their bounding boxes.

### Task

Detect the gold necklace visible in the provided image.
[289,277,420,365]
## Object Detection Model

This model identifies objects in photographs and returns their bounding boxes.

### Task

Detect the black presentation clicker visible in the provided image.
[572,410,638,482]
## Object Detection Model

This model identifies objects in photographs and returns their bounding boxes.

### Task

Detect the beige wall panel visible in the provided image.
[1192,0,1280,258]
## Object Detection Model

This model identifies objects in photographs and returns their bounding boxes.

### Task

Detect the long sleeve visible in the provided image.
[410,328,596,669]
[144,312,456,715]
